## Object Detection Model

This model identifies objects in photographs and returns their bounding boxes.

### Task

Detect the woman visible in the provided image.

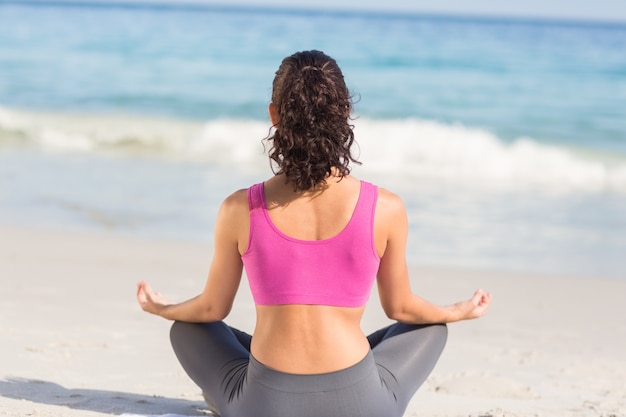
[137,50,492,417]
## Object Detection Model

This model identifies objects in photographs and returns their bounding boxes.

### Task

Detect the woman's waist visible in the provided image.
[251,306,370,374]
[247,350,377,392]
[250,336,371,375]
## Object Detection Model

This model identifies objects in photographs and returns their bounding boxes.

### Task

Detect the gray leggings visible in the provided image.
[170,321,447,417]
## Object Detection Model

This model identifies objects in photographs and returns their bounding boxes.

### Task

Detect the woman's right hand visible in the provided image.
[451,289,493,321]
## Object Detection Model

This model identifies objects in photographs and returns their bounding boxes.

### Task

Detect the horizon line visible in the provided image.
[3,0,626,27]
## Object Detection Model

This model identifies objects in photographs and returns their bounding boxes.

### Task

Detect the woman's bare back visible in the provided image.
[247,174,371,373]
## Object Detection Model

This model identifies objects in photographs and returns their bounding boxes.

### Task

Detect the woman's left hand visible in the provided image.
[137,280,170,316]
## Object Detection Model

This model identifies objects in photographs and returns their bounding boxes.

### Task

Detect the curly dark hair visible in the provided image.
[266,50,360,191]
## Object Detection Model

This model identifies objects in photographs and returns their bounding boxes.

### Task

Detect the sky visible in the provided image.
[88,0,626,23]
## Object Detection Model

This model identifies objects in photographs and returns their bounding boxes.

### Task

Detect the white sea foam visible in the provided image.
[353,118,626,192]
[1,106,625,192]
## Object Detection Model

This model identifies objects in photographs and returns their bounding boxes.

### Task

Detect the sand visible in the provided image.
[1,224,625,417]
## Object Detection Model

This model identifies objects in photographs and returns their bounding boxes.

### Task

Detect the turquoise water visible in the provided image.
[1,2,625,278]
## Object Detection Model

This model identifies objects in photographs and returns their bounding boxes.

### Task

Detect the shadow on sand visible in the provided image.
[0,377,210,415]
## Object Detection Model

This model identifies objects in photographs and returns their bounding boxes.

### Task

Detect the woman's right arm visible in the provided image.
[374,189,492,324]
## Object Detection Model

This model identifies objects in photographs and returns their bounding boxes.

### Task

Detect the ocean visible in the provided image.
[1,1,625,278]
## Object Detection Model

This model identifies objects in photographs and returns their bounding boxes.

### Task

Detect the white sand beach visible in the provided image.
[1,224,625,417]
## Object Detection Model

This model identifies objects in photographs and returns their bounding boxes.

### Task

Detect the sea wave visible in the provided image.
[1,106,625,192]
[354,119,626,192]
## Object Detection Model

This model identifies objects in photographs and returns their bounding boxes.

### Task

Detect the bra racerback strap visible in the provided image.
[247,182,265,212]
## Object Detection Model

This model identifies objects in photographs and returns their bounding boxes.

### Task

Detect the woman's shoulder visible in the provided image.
[375,186,406,212]
[223,188,248,205]
[218,188,250,221]
[372,186,408,231]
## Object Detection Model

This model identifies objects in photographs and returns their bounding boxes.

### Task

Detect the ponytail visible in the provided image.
[266,50,360,191]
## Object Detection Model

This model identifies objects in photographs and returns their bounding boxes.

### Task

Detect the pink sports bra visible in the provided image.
[241,181,381,307]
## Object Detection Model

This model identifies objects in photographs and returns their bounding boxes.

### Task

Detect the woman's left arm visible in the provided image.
[137,189,248,322]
